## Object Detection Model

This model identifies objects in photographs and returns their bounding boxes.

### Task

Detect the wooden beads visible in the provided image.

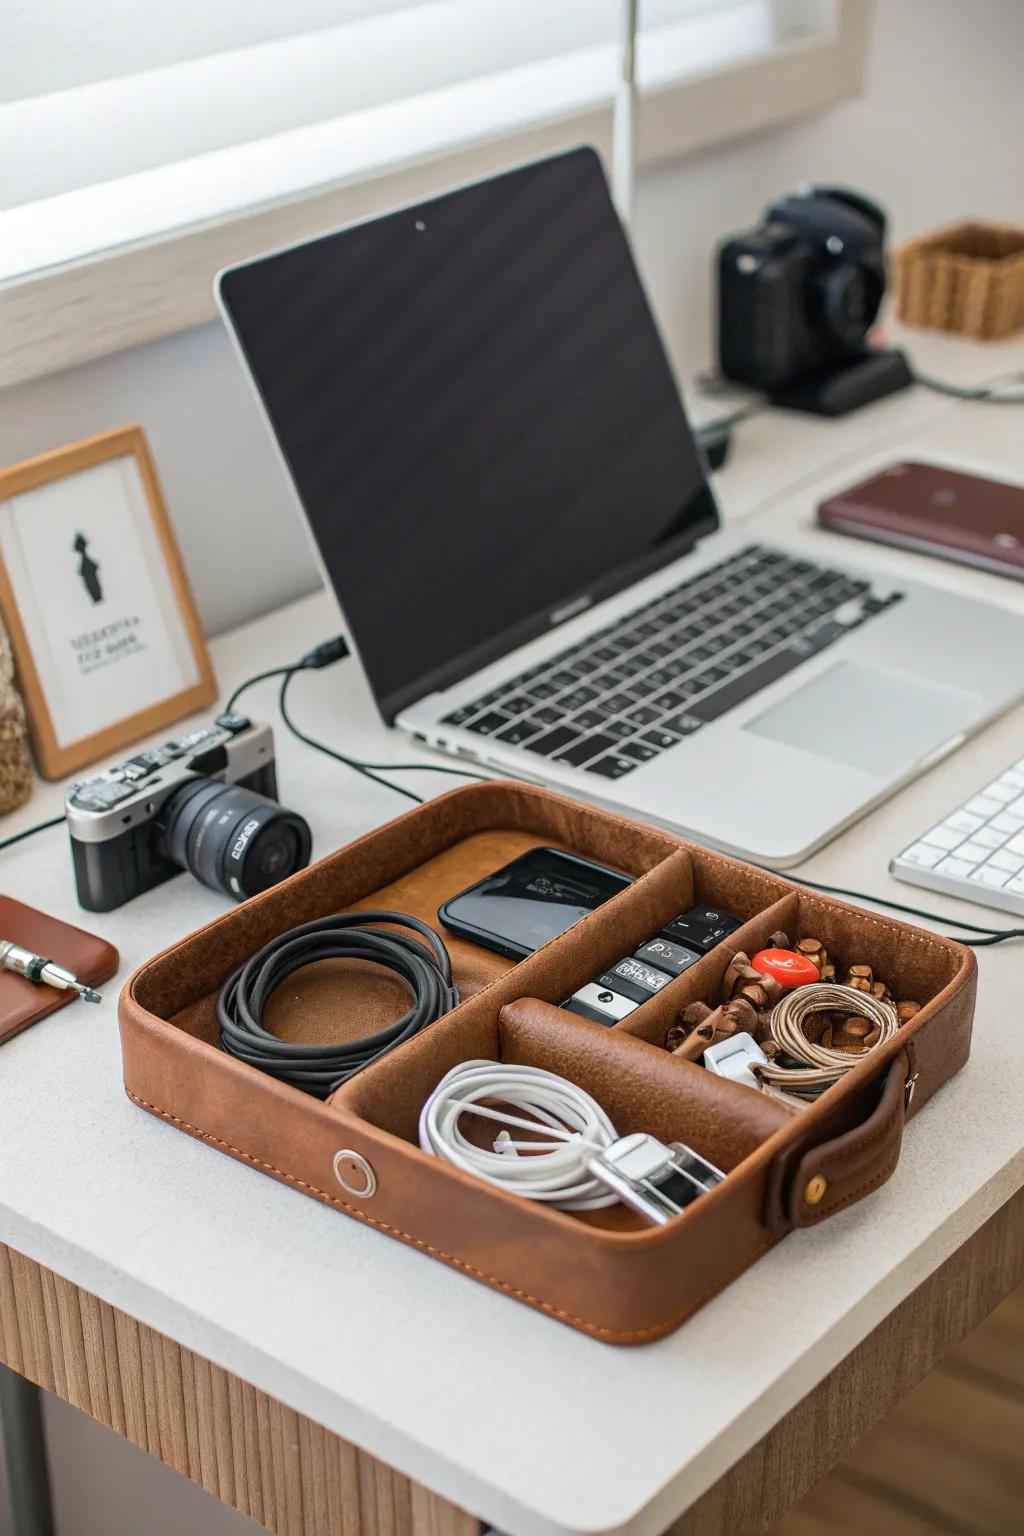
[796,937,828,973]
[721,952,782,1010]
[668,996,757,1058]
[661,929,924,1066]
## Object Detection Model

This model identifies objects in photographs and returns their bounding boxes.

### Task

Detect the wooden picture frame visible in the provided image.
[0,424,217,780]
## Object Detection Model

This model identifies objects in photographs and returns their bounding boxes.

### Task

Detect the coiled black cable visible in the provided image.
[217,911,459,1097]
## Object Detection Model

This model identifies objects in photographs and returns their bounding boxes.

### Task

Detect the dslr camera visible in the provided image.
[717,186,908,411]
[66,714,312,912]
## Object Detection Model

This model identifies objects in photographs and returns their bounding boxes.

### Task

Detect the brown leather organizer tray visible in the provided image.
[120,783,976,1345]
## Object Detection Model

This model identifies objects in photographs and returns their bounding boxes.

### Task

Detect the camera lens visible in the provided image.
[817,262,882,348]
[158,778,312,901]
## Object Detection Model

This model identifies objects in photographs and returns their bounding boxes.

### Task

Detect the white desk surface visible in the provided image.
[3,329,1024,1536]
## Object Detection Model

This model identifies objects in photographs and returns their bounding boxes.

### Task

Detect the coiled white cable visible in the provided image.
[418,1060,621,1211]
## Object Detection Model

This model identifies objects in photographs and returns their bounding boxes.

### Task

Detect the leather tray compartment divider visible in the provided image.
[119,782,976,1344]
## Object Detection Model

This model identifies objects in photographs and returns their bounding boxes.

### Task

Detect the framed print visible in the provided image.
[0,424,217,780]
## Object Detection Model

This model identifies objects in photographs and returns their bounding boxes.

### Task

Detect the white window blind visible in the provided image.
[0,0,865,389]
[1,0,831,211]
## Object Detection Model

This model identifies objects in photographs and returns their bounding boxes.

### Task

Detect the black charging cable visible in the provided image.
[223,634,352,714]
[0,640,358,855]
[275,663,490,806]
[0,812,67,854]
[228,633,489,804]
[0,634,488,857]
[754,863,1024,948]
[217,910,458,1096]
[908,368,1024,404]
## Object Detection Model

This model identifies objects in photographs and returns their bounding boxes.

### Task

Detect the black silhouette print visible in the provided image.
[74,532,103,604]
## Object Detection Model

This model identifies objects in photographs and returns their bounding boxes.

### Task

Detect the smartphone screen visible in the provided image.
[439,847,631,959]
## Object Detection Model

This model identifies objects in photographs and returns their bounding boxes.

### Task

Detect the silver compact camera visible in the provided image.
[66,714,311,912]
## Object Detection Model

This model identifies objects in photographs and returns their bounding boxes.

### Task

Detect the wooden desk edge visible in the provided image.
[1,1192,1021,1536]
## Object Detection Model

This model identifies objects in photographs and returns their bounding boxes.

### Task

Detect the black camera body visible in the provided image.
[66,714,311,912]
[717,187,908,412]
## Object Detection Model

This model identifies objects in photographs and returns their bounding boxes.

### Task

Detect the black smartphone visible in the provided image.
[438,847,632,960]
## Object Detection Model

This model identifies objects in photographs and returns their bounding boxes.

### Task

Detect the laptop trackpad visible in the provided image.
[744,661,979,777]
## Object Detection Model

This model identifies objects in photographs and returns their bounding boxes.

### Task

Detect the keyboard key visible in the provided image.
[921,824,968,851]
[560,687,599,712]
[791,620,848,656]
[627,705,660,726]
[990,812,1024,836]
[502,695,533,715]
[689,648,812,723]
[642,728,680,750]
[662,714,704,736]
[956,839,997,866]
[466,712,510,735]
[495,718,545,745]
[984,779,1018,803]
[969,863,1011,888]
[936,856,977,879]
[554,734,619,767]
[971,826,1006,850]
[988,848,1024,874]
[605,719,637,742]
[442,704,480,726]
[1006,832,1024,856]
[898,842,945,868]
[587,754,639,779]
[533,705,564,725]
[945,809,985,835]
[573,707,610,731]
[621,740,659,762]
[524,726,578,757]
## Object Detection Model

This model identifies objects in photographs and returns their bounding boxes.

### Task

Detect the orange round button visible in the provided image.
[751,948,820,989]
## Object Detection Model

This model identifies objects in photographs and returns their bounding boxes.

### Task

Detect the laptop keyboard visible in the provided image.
[441,546,902,779]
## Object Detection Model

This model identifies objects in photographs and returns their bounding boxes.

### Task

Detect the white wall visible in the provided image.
[1,3,1021,1533]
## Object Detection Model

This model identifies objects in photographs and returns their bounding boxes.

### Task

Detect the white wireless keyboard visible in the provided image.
[891,756,1024,917]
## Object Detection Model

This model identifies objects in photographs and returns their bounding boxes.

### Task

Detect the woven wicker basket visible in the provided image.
[0,621,33,816]
[892,221,1024,340]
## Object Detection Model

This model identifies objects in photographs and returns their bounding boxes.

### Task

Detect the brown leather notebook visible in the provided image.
[817,460,1024,578]
[0,896,119,1046]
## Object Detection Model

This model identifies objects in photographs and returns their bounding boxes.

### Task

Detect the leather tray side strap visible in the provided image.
[118,782,976,1344]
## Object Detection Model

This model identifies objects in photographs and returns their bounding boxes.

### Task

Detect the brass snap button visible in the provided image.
[804,1174,828,1206]
[333,1149,377,1199]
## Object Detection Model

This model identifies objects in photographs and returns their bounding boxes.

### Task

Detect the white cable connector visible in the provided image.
[418,1060,726,1222]
[418,1060,622,1211]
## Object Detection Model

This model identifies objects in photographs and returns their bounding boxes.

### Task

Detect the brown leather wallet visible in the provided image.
[119,783,975,1344]
[0,896,119,1046]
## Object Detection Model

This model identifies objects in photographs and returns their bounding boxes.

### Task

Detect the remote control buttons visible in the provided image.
[634,938,701,976]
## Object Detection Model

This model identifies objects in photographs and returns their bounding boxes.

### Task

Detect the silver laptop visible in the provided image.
[217,148,1024,867]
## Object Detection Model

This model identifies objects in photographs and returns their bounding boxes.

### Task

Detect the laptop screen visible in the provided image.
[219,148,718,720]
